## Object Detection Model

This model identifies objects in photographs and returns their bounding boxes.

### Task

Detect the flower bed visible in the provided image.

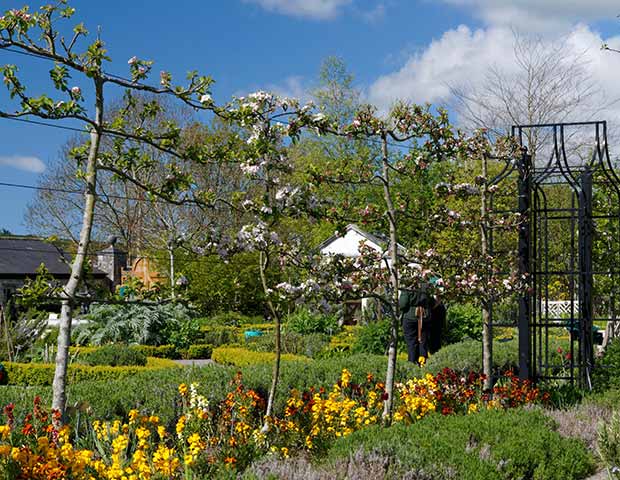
[0,368,552,478]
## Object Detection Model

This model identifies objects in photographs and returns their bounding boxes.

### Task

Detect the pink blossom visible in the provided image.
[128,56,138,65]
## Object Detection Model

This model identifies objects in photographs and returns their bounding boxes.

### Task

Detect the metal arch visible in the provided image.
[490,120,619,388]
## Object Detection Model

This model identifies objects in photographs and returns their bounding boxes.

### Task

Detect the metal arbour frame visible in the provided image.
[488,121,620,389]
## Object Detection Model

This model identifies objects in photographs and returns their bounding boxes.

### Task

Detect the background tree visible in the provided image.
[450,31,601,159]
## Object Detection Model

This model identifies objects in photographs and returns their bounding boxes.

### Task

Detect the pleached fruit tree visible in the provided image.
[0,2,219,416]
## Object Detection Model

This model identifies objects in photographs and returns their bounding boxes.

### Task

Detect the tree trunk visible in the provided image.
[380,135,400,422]
[52,78,103,415]
[480,154,493,390]
[260,250,281,429]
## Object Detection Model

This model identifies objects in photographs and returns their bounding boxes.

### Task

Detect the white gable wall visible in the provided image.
[319,228,383,257]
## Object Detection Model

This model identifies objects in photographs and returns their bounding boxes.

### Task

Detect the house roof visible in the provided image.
[0,237,107,278]
[317,224,406,257]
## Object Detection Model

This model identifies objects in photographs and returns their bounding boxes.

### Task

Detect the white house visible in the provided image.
[317,224,405,323]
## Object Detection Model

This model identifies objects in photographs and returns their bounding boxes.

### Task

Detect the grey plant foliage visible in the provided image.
[598,412,620,479]
[74,302,192,346]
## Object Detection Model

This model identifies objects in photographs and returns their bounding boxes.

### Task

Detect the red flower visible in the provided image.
[21,423,34,436]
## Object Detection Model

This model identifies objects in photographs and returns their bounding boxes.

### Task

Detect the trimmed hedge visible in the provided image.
[5,358,179,386]
[211,347,311,367]
[77,344,147,367]
[131,344,181,360]
[185,344,213,360]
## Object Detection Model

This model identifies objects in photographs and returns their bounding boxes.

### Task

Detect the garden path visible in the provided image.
[173,359,215,367]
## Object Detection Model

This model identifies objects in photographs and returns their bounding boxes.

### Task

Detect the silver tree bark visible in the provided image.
[52,78,104,414]
[480,154,493,390]
[380,135,400,421]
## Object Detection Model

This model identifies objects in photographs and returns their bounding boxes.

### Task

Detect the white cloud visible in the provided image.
[243,0,352,20]
[359,3,386,24]
[368,24,620,128]
[267,75,311,102]
[441,1,619,32]
[368,25,516,109]
[0,155,46,173]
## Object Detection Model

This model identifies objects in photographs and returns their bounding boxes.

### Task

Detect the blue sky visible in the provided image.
[2,0,620,234]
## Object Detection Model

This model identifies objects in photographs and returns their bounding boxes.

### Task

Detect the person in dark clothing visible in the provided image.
[399,286,431,364]
[428,296,446,354]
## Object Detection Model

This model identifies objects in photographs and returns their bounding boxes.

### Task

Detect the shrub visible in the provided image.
[352,320,404,355]
[185,344,213,359]
[594,338,620,391]
[163,317,202,350]
[287,309,339,335]
[246,332,329,358]
[325,409,595,480]
[77,344,147,367]
[212,347,311,367]
[444,303,482,344]
[198,325,241,346]
[198,312,263,327]
[425,338,518,374]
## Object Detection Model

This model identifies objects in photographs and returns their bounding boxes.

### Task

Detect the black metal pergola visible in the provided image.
[490,121,620,389]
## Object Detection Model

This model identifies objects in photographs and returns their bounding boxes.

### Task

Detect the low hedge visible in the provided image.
[184,344,213,360]
[76,344,147,367]
[131,344,181,360]
[5,358,180,386]
[246,332,329,358]
[211,347,311,367]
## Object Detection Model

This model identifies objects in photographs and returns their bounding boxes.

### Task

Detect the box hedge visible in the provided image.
[5,358,179,386]
[211,347,310,367]
[184,344,213,360]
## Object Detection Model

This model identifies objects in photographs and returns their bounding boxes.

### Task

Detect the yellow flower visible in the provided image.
[153,445,180,476]
[176,415,186,439]
[178,384,188,397]
[340,368,352,388]
[418,356,426,366]
[468,403,478,414]
[128,409,139,424]
[0,425,10,440]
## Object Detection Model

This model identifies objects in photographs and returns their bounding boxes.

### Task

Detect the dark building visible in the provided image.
[0,236,119,306]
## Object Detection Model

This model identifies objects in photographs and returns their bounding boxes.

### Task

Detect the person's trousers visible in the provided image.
[402,319,428,363]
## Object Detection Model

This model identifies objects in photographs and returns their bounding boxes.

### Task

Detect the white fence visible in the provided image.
[540,300,577,318]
